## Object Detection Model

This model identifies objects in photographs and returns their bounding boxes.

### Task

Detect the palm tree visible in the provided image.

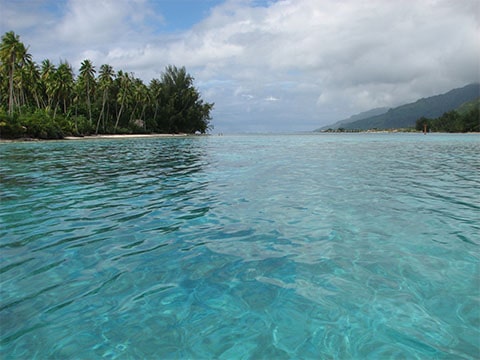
[14,62,28,109]
[114,70,131,133]
[149,78,163,128]
[0,30,214,137]
[41,59,56,110]
[55,61,75,115]
[22,60,43,108]
[78,59,96,125]
[96,64,114,134]
[0,31,31,114]
[129,77,149,125]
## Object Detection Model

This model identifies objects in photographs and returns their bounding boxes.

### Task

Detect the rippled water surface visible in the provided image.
[1,133,479,359]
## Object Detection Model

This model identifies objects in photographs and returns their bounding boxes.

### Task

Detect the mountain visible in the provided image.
[315,107,388,131]
[318,83,480,131]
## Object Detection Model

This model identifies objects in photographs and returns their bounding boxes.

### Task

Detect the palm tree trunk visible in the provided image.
[53,102,58,119]
[130,102,138,122]
[114,98,125,134]
[86,79,92,125]
[8,56,15,115]
[140,105,147,131]
[96,90,107,134]
[105,102,110,133]
[153,102,158,124]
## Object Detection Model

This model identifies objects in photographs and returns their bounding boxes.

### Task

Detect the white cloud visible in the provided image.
[55,0,161,45]
[189,0,480,131]
[265,96,279,101]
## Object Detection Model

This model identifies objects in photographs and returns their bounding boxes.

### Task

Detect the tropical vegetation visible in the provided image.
[415,98,480,133]
[0,31,214,139]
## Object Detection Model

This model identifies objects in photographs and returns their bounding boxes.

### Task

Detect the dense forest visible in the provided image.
[415,98,480,133]
[0,31,214,139]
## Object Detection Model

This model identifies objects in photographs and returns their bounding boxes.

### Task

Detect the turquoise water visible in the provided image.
[1,133,479,359]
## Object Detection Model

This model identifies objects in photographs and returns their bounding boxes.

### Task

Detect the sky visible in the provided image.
[1,0,479,133]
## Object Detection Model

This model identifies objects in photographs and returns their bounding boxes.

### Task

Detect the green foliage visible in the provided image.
[22,111,63,139]
[415,117,430,132]
[0,31,214,139]
[0,110,24,138]
[71,115,94,136]
[415,103,480,133]
[456,97,480,116]
[153,65,213,134]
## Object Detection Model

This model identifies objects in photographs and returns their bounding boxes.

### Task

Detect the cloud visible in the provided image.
[55,0,162,45]
[2,0,479,132]
[265,96,279,102]
[0,0,54,32]
[167,0,480,131]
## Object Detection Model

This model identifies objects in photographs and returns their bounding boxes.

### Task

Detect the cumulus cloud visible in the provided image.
[168,0,480,131]
[1,0,479,132]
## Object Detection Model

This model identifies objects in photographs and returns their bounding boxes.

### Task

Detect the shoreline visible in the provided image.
[0,133,193,143]
[1,131,478,143]
[63,133,190,140]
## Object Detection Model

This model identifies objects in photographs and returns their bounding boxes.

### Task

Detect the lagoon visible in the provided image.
[1,133,479,359]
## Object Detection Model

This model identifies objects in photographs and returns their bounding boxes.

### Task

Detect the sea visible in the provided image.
[1,133,479,359]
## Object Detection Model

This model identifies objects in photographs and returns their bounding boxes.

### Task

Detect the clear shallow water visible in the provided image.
[0,133,479,359]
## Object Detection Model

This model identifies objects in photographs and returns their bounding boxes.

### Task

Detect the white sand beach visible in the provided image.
[63,133,190,140]
[0,133,193,143]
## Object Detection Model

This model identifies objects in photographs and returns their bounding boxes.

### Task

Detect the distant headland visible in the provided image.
[315,83,479,133]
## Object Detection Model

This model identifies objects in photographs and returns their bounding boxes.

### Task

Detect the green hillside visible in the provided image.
[456,97,480,115]
[336,83,480,130]
[315,107,388,131]
[415,97,480,133]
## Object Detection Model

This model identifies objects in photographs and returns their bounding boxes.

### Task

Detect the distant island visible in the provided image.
[316,83,480,133]
[0,31,214,140]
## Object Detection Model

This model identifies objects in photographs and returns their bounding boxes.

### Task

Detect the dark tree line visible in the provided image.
[415,105,479,133]
[0,31,214,139]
